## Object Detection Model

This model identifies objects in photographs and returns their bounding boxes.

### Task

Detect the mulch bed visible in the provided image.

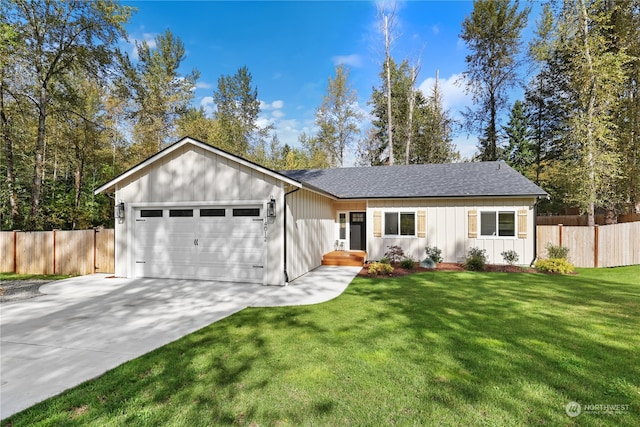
[358,262,537,277]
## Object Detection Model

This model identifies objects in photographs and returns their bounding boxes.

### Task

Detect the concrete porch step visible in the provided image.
[321,250,367,267]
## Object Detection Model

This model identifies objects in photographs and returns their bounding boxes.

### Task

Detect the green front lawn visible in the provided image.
[4,267,639,426]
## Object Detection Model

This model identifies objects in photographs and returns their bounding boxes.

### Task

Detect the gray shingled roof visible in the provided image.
[280,162,548,199]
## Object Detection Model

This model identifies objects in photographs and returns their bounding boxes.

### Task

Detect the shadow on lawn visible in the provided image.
[8,269,639,426]
[346,270,640,425]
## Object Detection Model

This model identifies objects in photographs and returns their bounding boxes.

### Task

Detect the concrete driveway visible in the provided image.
[0,267,360,419]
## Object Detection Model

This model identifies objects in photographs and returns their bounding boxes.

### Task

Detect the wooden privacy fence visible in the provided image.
[537,222,640,268]
[1,228,114,275]
[537,213,640,226]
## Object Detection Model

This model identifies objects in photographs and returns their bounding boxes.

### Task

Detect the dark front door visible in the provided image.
[349,212,366,251]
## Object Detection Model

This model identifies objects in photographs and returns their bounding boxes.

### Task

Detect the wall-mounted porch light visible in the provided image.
[267,196,276,218]
[114,201,125,222]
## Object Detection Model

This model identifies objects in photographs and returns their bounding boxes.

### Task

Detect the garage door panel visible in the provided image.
[198,249,262,264]
[195,265,263,282]
[199,236,263,250]
[134,206,265,283]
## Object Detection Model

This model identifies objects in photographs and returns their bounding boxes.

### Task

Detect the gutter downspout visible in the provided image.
[530,196,542,267]
[283,186,300,286]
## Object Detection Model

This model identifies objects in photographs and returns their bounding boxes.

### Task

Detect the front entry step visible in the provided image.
[321,251,366,267]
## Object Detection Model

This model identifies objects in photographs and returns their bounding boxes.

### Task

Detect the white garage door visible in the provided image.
[134,206,265,283]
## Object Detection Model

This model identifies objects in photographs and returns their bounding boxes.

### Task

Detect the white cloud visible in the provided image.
[331,54,364,68]
[272,110,286,119]
[195,81,213,89]
[199,96,216,117]
[260,100,285,110]
[431,25,440,35]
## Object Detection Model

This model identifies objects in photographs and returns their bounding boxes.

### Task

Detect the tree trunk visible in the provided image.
[489,91,497,161]
[405,66,416,165]
[579,0,597,226]
[28,87,47,230]
[384,15,394,165]
[0,81,20,228]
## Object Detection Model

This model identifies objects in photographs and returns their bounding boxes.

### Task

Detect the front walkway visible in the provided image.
[252,265,362,307]
[0,266,361,419]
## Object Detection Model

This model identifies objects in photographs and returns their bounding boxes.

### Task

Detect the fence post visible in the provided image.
[52,229,57,275]
[13,230,17,273]
[558,224,563,247]
[594,225,599,268]
[94,227,97,273]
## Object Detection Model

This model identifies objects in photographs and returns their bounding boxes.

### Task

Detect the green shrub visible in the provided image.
[420,257,436,269]
[368,262,395,275]
[399,258,416,270]
[425,245,443,263]
[535,258,576,274]
[501,250,519,265]
[379,257,390,265]
[464,247,488,271]
[384,245,405,263]
[545,243,569,260]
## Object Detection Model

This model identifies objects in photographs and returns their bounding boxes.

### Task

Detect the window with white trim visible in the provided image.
[384,212,416,236]
[339,213,346,240]
[480,211,516,237]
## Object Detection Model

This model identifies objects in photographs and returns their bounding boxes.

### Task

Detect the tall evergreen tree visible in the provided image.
[460,0,529,161]
[502,100,534,177]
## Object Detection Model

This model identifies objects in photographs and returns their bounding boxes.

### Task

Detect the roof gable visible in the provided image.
[94,137,301,194]
[281,162,548,199]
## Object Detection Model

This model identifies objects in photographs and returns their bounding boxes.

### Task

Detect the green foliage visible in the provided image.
[213,66,268,158]
[425,245,443,263]
[460,0,530,161]
[384,245,405,263]
[501,250,519,265]
[545,243,569,260]
[368,261,394,275]
[125,29,200,159]
[464,247,488,271]
[359,58,457,166]
[502,100,535,178]
[379,257,390,265]
[316,64,362,167]
[420,257,436,269]
[399,258,416,270]
[534,258,575,275]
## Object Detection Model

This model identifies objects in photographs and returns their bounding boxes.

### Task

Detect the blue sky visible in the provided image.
[122,1,538,163]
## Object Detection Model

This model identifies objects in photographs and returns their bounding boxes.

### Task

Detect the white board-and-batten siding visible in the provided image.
[114,144,285,284]
[285,189,335,281]
[367,197,537,265]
